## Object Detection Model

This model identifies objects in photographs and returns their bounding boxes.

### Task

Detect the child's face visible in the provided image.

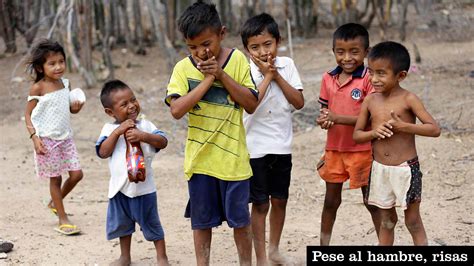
[185,27,225,61]
[333,37,368,75]
[105,88,141,123]
[368,58,407,93]
[41,52,66,81]
[245,30,279,62]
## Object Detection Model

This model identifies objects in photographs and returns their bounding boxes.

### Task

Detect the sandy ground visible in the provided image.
[1,7,473,265]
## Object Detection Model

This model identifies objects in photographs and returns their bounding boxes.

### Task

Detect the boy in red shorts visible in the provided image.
[316,23,380,245]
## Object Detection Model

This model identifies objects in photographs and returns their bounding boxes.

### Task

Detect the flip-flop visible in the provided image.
[49,207,58,216]
[54,224,81,235]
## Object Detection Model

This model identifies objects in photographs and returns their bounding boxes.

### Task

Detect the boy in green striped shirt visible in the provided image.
[165,1,258,265]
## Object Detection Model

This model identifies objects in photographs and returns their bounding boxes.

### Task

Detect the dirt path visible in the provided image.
[1,22,473,265]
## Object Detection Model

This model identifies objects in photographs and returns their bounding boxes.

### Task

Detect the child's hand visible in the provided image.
[387,110,404,132]
[196,49,222,79]
[125,128,144,143]
[32,137,47,155]
[316,108,335,129]
[250,54,276,78]
[115,119,135,136]
[70,101,84,113]
[372,122,393,140]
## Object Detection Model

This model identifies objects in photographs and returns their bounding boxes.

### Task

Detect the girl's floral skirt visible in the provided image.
[34,137,81,179]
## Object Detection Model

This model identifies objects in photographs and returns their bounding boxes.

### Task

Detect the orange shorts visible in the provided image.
[317,150,372,189]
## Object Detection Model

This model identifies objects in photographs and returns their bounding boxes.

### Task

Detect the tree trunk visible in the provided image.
[66,0,96,87]
[109,0,119,45]
[293,0,303,36]
[302,0,318,38]
[25,0,42,46]
[94,0,105,38]
[164,0,176,45]
[118,0,133,50]
[0,0,17,53]
[361,0,377,29]
[397,0,409,41]
[76,0,94,73]
[284,0,290,21]
[43,0,54,27]
[132,0,145,55]
[146,0,178,70]
[102,0,114,79]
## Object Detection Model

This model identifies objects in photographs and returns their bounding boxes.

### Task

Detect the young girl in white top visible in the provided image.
[24,39,84,235]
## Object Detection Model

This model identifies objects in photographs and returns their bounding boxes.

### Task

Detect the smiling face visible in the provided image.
[245,30,279,62]
[105,88,141,123]
[41,52,66,81]
[333,37,368,75]
[185,27,224,61]
[368,58,407,94]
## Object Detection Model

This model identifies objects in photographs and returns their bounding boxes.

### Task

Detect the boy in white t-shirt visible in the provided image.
[95,80,169,266]
[241,13,304,265]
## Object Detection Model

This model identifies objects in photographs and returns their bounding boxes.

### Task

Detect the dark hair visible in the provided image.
[240,13,281,48]
[177,0,222,39]
[26,39,66,82]
[100,79,131,108]
[368,41,410,73]
[333,23,369,49]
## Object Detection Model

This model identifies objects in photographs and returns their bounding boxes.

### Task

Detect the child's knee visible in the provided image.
[365,202,378,214]
[405,215,423,232]
[323,197,341,211]
[70,171,83,182]
[253,202,270,214]
[380,215,398,230]
[380,212,397,230]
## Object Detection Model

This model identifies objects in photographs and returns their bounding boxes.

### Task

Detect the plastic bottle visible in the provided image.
[125,139,146,183]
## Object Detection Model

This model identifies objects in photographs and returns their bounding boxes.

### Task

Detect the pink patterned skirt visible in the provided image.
[34,137,81,179]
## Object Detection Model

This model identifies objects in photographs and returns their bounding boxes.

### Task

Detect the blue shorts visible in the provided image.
[184,174,250,230]
[107,192,164,241]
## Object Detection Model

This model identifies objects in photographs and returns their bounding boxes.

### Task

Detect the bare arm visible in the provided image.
[353,97,374,143]
[25,84,48,154]
[69,82,84,114]
[388,93,441,137]
[330,113,358,125]
[125,128,168,149]
[255,74,272,104]
[198,52,258,114]
[217,71,258,114]
[273,72,304,110]
[98,119,135,158]
[25,84,40,137]
[353,96,394,143]
[70,101,84,114]
[169,75,215,119]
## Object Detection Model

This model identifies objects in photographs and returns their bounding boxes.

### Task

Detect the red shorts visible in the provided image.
[317,150,372,189]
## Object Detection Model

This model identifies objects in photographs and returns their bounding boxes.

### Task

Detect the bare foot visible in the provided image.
[47,200,54,209]
[269,250,294,265]
[110,255,131,266]
[157,256,169,266]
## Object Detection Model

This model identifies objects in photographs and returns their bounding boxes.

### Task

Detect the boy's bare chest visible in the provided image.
[369,96,414,123]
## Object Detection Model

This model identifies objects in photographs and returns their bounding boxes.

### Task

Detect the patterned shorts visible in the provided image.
[34,137,81,179]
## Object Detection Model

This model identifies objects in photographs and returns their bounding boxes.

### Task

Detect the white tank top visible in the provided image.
[28,78,72,140]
